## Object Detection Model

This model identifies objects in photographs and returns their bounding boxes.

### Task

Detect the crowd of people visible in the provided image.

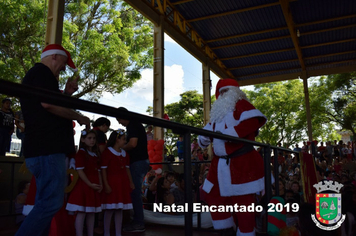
[261,140,356,236]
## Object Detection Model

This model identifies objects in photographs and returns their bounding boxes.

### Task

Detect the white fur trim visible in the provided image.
[101,166,108,169]
[22,205,34,216]
[202,179,214,194]
[219,85,237,93]
[41,49,67,59]
[239,109,266,124]
[213,139,228,156]
[236,228,256,236]
[217,158,264,196]
[212,216,235,230]
[76,167,84,170]
[101,203,133,210]
[108,147,126,157]
[66,203,102,213]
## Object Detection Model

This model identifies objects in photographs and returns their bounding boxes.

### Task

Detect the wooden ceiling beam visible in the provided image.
[210,23,356,50]
[206,26,288,43]
[238,64,356,86]
[221,48,295,61]
[228,50,356,72]
[228,50,355,71]
[171,0,195,5]
[301,38,356,49]
[221,38,355,61]
[211,35,291,50]
[236,59,356,85]
[295,14,356,27]
[307,59,356,68]
[279,0,305,70]
[187,2,280,23]
[238,72,302,86]
[305,50,356,60]
[228,59,299,71]
[301,24,356,36]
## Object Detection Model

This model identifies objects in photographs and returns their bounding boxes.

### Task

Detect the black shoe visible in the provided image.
[220,227,235,236]
[123,223,146,233]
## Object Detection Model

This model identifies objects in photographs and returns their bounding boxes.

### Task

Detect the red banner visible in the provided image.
[300,152,318,203]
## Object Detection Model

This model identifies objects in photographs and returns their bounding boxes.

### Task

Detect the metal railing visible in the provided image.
[0,79,298,235]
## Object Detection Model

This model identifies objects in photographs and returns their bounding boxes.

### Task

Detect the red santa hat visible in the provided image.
[41,44,77,71]
[215,78,239,99]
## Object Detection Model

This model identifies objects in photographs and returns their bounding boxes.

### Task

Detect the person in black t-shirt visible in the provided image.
[116,107,149,233]
[0,98,14,156]
[16,44,90,236]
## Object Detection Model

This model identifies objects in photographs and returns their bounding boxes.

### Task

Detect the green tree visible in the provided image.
[312,72,356,138]
[245,79,340,147]
[0,0,153,101]
[245,80,306,147]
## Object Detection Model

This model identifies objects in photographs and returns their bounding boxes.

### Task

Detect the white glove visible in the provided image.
[69,158,76,169]
[198,135,211,148]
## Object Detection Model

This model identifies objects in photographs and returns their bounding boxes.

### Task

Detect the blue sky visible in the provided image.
[74,34,222,143]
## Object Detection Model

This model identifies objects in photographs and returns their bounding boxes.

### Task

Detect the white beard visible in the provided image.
[210,87,248,123]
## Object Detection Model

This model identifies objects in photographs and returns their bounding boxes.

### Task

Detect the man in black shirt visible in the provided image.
[116,107,149,232]
[0,98,14,156]
[16,44,90,236]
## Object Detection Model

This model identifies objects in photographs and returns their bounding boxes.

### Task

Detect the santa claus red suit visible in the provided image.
[198,79,267,236]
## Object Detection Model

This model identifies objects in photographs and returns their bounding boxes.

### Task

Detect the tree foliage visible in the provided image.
[311,72,356,138]
[245,80,307,146]
[0,0,153,101]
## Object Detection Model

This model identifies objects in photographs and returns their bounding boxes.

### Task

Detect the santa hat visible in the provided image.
[215,78,239,99]
[41,44,77,71]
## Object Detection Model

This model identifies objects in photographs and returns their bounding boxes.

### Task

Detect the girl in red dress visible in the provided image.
[101,129,134,236]
[66,130,103,236]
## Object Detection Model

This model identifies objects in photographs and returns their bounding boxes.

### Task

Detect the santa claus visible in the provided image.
[198,78,267,236]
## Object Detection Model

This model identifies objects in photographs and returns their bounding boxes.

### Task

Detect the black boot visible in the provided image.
[220,227,235,236]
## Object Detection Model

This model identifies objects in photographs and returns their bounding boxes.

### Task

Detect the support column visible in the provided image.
[202,64,214,160]
[202,64,211,125]
[44,0,65,45]
[302,71,313,141]
[153,16,165,140]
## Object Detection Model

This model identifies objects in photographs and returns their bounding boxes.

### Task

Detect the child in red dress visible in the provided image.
[101,129,134,236]
[66,130,103,236]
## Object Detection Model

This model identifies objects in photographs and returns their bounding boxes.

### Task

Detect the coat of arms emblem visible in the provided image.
[311,180,346,230]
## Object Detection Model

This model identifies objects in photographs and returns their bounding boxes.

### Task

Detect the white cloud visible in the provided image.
[164,64,184,104]
[129,65,184,104]
[164,34,177,44]
[130,68,154,101]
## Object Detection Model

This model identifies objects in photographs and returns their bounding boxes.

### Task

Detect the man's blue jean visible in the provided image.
[130,159,149,225]
[15,153,66,236]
